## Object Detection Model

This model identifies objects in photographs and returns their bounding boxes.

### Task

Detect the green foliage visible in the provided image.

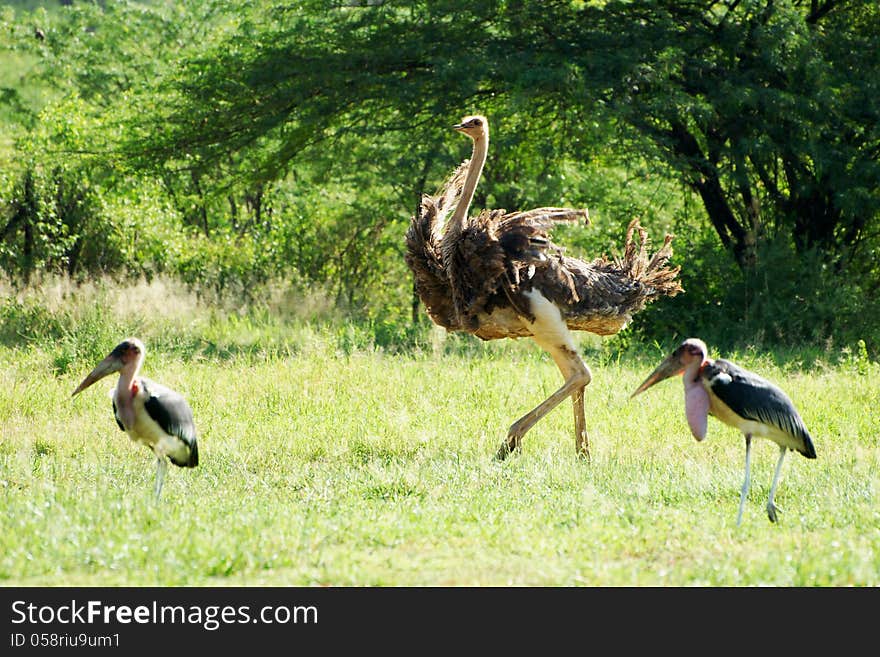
[1,0,879,354]
[591,0,880,268]
[655,219,880,354]
[0,297,63,344]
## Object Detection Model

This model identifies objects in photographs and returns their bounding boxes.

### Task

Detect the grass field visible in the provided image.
[1,279,878,586]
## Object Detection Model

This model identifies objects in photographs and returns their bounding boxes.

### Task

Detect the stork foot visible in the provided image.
[766,502,781,523]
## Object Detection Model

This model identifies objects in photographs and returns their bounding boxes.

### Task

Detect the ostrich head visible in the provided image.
[453,115,488,141]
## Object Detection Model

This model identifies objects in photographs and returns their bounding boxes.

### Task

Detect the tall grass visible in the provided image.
[0,277,877,585]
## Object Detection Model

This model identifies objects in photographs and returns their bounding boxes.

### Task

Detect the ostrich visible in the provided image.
[405,114,682,460]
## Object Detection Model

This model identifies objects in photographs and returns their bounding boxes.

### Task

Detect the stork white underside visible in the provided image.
[705,389,804,452]
[109,386,191,464]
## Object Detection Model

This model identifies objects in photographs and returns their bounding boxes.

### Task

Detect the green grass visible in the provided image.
[0,278,878,586]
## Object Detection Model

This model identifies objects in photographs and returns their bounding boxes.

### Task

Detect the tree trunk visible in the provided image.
[668,123,755,269]
[190,170,209,237]
[21,170,36,285]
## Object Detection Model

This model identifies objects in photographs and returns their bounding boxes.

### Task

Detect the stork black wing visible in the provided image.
[705,359,815,458]
[111,399,125,432]
[141,378,199,467]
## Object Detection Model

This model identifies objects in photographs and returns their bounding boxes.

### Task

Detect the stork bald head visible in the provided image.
[631,338,709,397]
[72,337,146,397]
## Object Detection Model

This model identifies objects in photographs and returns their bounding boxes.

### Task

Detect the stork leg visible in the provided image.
[736,433,753,526]
[154,455,168,499]
[496,290,592,461]
[766,445,787,523]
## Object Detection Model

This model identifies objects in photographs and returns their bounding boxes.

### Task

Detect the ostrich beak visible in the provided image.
[630,354,684,398]
[72,355,123,397]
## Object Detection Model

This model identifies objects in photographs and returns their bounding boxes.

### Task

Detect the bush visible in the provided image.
[641,225,880,357]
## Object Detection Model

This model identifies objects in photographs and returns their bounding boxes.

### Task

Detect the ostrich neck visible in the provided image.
[447,133,488,232]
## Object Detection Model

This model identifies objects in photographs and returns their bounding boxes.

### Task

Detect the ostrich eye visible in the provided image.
[472,119,482,126]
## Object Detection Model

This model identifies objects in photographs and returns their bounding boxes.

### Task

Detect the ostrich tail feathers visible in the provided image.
[615,218,683,298]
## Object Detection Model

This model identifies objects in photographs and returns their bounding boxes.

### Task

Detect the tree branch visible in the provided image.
[807,0,841,23]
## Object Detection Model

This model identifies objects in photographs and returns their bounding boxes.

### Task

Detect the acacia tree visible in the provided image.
[94,0,880,344]
[121,0,878,273]
[115,1,614,314]
[0,0,217,279]
[581,0,880,271]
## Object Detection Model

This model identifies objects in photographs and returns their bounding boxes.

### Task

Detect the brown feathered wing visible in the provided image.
[406,177,681,339]
[404,161,470,331]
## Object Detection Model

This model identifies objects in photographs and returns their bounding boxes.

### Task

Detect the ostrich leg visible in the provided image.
[496,290,592,461]
[572,387,588,457]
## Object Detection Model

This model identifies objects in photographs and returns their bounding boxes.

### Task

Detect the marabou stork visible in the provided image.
[631,338,816,525]
[72,338,198,498]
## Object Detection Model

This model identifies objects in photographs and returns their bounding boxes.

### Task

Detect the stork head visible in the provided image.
[630,338,709,397]
[72,337,146,397]
[453,115,488,141]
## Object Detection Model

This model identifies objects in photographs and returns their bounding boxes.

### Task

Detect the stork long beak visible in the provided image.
[72,355,123,397]
[630,354,684,398]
